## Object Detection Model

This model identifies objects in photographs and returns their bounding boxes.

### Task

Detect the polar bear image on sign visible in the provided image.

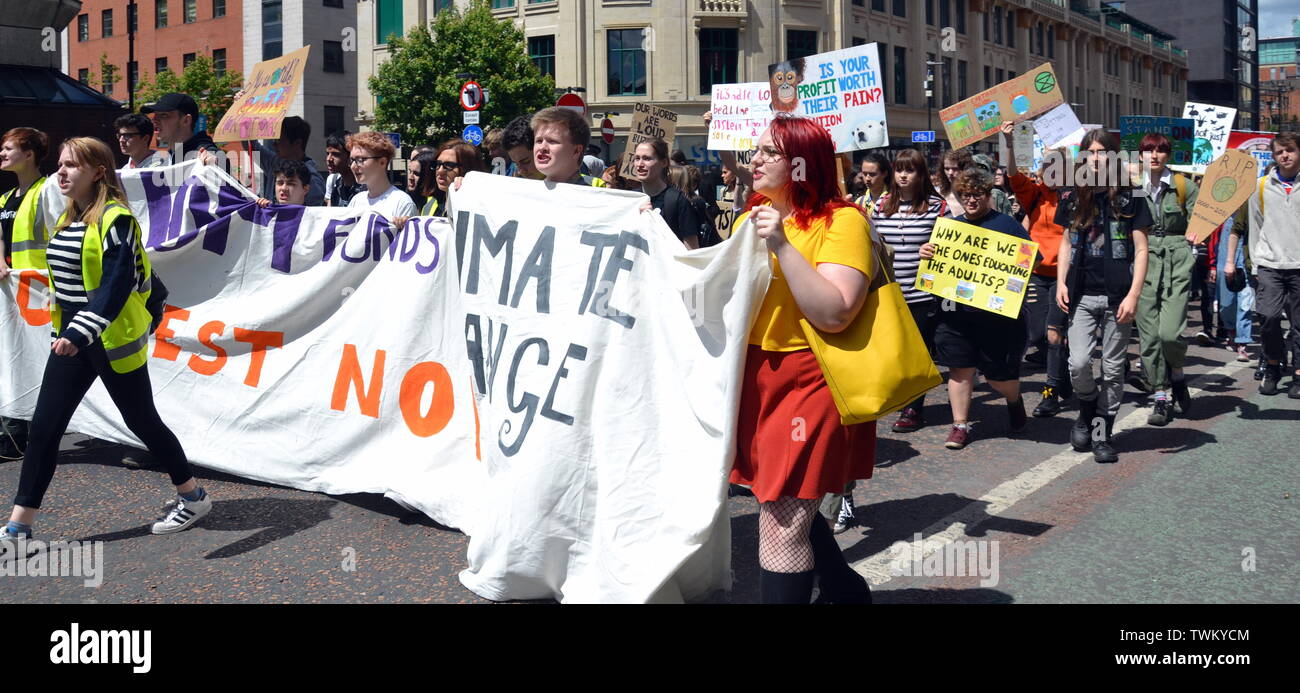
[842,119,887,150]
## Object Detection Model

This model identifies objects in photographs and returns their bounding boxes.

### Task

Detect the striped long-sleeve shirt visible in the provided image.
[46,215,142,348]
[870,194,947,303]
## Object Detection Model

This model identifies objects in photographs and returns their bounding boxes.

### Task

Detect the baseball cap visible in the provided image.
[141,93,200,120]
[970,153,997,173]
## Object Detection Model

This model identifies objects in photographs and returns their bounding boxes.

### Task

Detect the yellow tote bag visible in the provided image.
[799,233,942,425]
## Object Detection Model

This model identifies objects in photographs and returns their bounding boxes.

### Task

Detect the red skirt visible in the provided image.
[731,345,877,503]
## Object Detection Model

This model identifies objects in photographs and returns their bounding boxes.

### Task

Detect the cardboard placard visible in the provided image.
[619,102,679,178]
[1171,102,1237,175]
[1012,121,1037,170]
[939,63,1064,150]
[1187,149,1258,243]
[214,46,311,143]
[766,43,889,153]
[914,218,1039,318]
[708,82,772,151]
[1120,116,1196,167]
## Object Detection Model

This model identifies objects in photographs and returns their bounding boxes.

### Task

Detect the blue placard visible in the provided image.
[462,125,483,146]
[385,132,402,151]
[912,130,936,143]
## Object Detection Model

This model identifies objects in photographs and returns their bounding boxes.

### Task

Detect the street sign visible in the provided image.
[557,93,586,117]
[912,130,936,143]
[386,132,402,151]
[460,81,483,111]
[462,125,483,146]
[601,118,615,144]
[463,110,480,125]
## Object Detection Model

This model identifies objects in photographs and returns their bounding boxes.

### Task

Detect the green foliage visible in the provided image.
[369,0,556,146]
[98,54,119,94]
[132,54,244,130]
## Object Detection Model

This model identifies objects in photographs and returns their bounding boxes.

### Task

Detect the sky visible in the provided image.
[1258,0,1298,39]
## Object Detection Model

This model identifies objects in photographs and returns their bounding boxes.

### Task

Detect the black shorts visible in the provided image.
[934,311,1028,381]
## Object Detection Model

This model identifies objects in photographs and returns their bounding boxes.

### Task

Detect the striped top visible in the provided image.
[46,214,143,348]
[870,193,947,303]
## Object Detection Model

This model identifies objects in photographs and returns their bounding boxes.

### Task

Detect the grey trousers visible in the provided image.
[1068,294,1133,418]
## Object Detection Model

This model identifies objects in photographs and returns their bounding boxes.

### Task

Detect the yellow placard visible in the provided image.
[213,45,312,143]
[914,218,1039,318]
[938,63,1064,150]
[1187,149,1259,243]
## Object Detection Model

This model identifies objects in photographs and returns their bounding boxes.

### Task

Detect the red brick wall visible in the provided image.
[67,0,244,104]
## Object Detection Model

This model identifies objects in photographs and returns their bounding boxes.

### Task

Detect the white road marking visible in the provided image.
[852,360,1250,585]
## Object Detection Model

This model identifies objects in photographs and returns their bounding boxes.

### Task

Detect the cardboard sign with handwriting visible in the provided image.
[1188,149,1257,243]
[620,102,679,178]
[214,45,311,143]
[939,63,1064,150]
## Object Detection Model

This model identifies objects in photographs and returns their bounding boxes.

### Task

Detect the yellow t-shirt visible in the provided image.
[737,205,873,351]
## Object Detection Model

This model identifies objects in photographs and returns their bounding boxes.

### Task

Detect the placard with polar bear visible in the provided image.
[763,42,890,154]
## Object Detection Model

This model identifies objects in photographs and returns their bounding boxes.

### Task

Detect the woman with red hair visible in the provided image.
[730,116,875,604]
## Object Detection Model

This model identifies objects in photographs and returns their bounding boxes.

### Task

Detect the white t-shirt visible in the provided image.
[346,185,417,220]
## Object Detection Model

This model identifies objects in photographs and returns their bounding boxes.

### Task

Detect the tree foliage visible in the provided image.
[369,0,556,145]
[131,54,244,129]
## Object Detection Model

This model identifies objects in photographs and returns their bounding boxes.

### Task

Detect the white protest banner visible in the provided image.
[767,43,888,152]
[1175,102,1238,175]
[1033,102,1085,150]
[620,103,679,178]
[708,82,772,151]
[1,163,771,603]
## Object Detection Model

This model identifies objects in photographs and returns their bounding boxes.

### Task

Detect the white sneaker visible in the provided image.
[151,493,212,535]
[832,497,855,534]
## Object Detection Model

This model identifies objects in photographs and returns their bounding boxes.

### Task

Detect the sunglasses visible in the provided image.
[434,161,460,172]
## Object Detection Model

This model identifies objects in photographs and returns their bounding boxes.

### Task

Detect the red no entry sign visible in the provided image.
[460,81,483,111]
[601,118,615,144]
[556,93,586,117]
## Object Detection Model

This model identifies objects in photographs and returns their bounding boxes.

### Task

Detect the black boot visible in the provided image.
[1093,415,1118,464]
[1071,398,1096,452]
[808,516,871,604]
[759,569,816,604]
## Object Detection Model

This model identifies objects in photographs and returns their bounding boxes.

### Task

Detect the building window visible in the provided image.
[325,106,345,137]
[892,0,905,18]
[325,0,344,7]
[433,0,454,13]
[102,9,113,38]
[376,0,402,44]
[184,0,197,23]
[993,7,1003,44]
[1006,11,1016,48]
[872,0,885,11]
[608,29,647,96]
[893,45,906,105]
[102,65,114,94]
[128,3,137,33]
[699,28,739,95]
[1036,23,1044,56]
[983,65,991,89]
[78,68,89,84]
[942,57,953,105]
[958,60,968,100]
[491,0,516,7]
[1047,25,1054,59]
[995,67,1004,84]
[213,48,226,76]
[183,52,196,68]
[955,0,965,33]
[787,29,818,60]
[983,9,989,40]
[324,41,344,73]
[925,0,933,25]
[528,35,555,79]
[263,1,283,59]
[214,0,227,17]
[156,1,168,28]
[939,0,949,29]
[155,57,168,75]
[77,14,88,41]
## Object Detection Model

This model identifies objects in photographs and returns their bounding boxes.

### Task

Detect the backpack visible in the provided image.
[690,195,722,247]
[1172,173,1187,209]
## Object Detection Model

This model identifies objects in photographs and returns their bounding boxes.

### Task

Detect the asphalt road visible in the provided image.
[3,310,1297,604]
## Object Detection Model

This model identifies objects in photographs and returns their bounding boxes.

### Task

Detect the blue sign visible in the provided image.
[462,125,483,146]
[195,114,208,134]
[385,132,402,151]
[912,130,936,143]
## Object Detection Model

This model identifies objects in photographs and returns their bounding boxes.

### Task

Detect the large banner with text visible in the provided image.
[0,164,770,603]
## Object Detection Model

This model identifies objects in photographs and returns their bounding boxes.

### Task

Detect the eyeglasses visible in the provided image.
[434,161,460,172]
[117,132,144,140]
[751,146,785,163]
[959,192,990,201]
[350,155,383,165]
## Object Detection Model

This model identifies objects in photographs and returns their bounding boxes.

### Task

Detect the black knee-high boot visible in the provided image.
[759,568,816,604]
[809,515,871,604]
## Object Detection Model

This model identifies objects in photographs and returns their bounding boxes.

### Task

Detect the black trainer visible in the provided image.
[1261,365,1282,396]
[1093,415,1118,464]
[1289,377,1300,400]
[1171,380,1192,416]
[1033,386,1062,417]
[1071,399,1096,452]
[1148,398,1173,426]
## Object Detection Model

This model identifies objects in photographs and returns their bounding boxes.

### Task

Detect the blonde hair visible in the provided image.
[56,137,124,232]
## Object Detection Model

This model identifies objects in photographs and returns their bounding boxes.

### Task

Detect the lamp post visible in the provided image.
[926,60,945,163]
[127,0,136,111]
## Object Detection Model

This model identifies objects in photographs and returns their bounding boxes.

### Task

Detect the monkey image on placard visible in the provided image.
[768,58,806,114]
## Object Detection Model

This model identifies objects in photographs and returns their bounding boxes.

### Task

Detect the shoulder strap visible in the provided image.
[1173,173,1187,209]
[1258,175,1267,214]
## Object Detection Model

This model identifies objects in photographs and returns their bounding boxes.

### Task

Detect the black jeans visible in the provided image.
[1256,267,1300,368]
[15,341,193,509]
[1190,251,1215,334]
[905,299,938,412]
[1024,273,1070,389]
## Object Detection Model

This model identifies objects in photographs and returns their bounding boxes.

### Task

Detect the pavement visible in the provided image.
[2,308,1297,604]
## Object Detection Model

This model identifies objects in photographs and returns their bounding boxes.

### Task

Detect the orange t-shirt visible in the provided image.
[737,206,873,351]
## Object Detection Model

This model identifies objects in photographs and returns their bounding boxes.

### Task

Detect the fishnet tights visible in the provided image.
[757,496,821,572]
